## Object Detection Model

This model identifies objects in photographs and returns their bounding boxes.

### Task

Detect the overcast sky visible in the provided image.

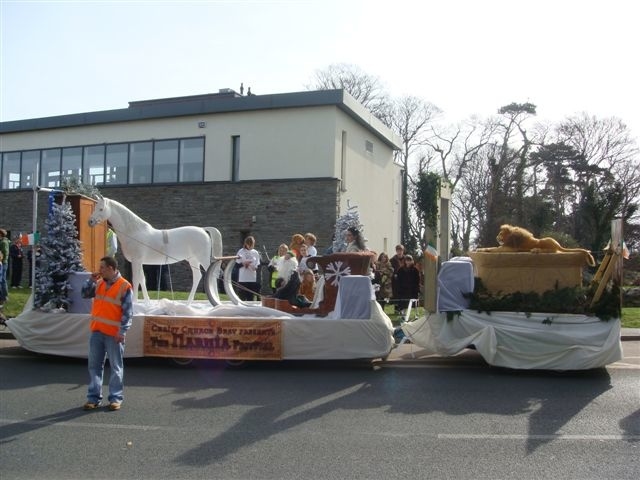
[1,0,638,140]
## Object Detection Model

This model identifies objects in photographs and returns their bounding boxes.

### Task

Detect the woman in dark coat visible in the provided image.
[9,239,24,288]
[394,254,421,312]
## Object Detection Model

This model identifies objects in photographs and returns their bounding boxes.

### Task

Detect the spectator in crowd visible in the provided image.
[106,228,118,257]
[299,269,316,303]
[395,254,421,313]
[304,233,318,257]
[272,251,310,307]
[0,229,9,281]
[373,252,394,307]
[0,251,7,307]
[297,244,317,275]
[390,244,406,312]
[9,238,24,288]
[289,233,305,260]
[268,243,288,291]
[235,236,261,301]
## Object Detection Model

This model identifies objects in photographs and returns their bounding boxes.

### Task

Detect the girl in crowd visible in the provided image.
[395,254,421,313]
[374,252,394,307]
[289,233,305,260]
[235,236,261,301]
[297,244,317,275]
[268,243,288,291]
[299,269,316,303]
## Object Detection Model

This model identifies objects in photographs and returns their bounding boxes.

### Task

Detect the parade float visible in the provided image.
[7,194,394,363]
[400,222,625,370]
[6,189,625,370]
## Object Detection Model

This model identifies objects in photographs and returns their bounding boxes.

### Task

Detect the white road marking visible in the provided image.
[0,418,161,431]
[438,433,640,440]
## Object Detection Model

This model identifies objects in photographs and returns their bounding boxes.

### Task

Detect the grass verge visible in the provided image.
[2,286,639,329]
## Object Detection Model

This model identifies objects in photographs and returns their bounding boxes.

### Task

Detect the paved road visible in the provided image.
[1,340,638,480]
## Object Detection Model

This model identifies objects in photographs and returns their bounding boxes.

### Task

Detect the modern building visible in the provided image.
[0,88,403,290]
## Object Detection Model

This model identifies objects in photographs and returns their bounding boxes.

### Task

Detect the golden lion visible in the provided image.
[475,224,596,266]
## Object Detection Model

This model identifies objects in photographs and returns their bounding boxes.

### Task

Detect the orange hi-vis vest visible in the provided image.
[90,276,132,337]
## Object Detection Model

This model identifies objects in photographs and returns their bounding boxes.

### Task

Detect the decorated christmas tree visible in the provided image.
[331,202,365,253]
[34,196,85,310]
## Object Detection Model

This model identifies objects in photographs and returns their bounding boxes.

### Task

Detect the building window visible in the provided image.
[179,138,204,182]
[340,131,347,192]
[41,148,61,188]
[365,140,374,155]
[231,135,240,182]
[0,136,204,190]
[21,151,40,189]
[83,145,105,185]
[153,140,178,183]
[2,152,21,189]
[105,144,128,185]
[62,147,82,183]
[129,142,152,184]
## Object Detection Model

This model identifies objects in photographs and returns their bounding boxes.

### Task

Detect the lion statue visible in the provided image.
[475,224,596,266]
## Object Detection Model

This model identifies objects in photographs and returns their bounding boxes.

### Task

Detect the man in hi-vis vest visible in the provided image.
[81,256,133,411]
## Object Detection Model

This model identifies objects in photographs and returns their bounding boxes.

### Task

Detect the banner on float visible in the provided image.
[143,317,283,360]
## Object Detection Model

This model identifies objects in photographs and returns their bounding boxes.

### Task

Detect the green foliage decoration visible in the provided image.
[467,277,621,321]
[415,172,440,231]
[60,176,100,198]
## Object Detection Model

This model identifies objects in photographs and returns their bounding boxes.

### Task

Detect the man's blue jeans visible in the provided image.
[87,330,125,404]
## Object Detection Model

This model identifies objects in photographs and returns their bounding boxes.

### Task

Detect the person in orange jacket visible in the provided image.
[81,256,133,411]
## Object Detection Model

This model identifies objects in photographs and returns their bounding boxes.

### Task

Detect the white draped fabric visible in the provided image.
[7,298,394,361]
[437,258,474,312]
[402,310,622,370]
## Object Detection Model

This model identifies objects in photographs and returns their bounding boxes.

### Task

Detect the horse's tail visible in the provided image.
[203,227,223,262]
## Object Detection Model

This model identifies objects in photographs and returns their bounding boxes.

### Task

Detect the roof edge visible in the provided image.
[0,89,402,150]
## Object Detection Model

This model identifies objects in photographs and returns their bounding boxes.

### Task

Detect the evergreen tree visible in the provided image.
[34,198,85,310]
[331,203,365,252]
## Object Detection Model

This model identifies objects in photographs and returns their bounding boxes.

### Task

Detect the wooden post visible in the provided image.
[423,250,438,313]
[423,180,452,313]
[611,218,623,286]
[590,218,623,307]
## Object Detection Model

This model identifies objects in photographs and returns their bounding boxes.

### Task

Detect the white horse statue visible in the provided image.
[88,195,223,304]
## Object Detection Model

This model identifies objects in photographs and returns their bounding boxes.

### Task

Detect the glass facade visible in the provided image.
[180,138,205,182]
[83,145,106,185]
[0,136,204,190]
[41,149,61,188]
[21,151,39,189]
[129,141,152,184]
[106,144,128,185]
[153,140,179,183]
[62,147,83,183]
[2,152,20,189]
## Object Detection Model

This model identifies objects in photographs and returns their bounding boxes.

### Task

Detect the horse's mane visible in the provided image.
[107,198,152,231]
